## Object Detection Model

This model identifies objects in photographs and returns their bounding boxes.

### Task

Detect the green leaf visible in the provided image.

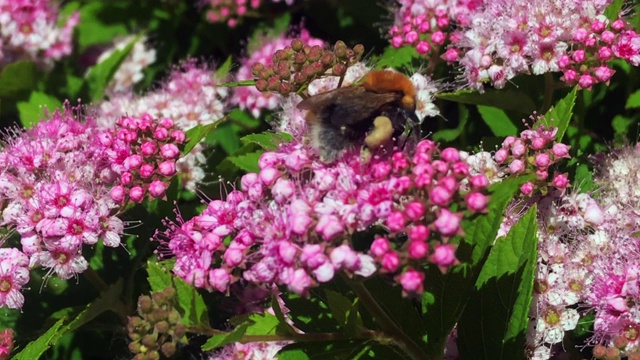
[12,318,66,360]
[457,206,539,360]
[281,291,340,334]
[433,105,468,142]
[241,313,280,335]
[422,176,533,357]
[202,322,250,351]
[375,46,419,70]
[437,89,536,115]
[84,35,141,101]
[173,276,209,327]
[241,132,293,150]
[147,261,173,293]
[75,2,128,50]
[477,105,519,137]
[183,120,225,156]
[277,341,376,360]
[215,56,233,82]
[0,61,39,97]
[325,290,355,328]
[611,115,637,145]
[226,151,263,173]
[573,163,595,193]
[604,0,624,21]
[537,87,577,142]
[13,280,124,360]
[625,89,640,109]
[17,92,63,128]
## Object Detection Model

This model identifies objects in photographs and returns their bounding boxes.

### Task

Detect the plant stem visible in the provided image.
[347,279,431,360]
[186,325,383,343]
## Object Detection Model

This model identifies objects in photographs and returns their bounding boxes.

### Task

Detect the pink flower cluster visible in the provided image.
[157,134,489,296]
[494,120,571,196]
[231,29,323,118]
[202,0,295,27]
[96,60,228,191]
[439,0,640,90]
[0,0,79,68]
[0,109,125,308]
[496,144,640,359]
[102,114,186,203]
[0,328,13,360]
[389,0,481,55]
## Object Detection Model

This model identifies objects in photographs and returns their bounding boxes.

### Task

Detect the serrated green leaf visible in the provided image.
[13,280,124,360]
[457,206,538,360]
[437,89,536,115]
[0,61,39,97]
[241,132,293,150]
[227,151,262,173]
[147,261,173,292]
[244,313,280,335]
[422,176,533,357]
[202,322,250,351]
[537,87,576,142]
[477,105,519,137]
[84,34,141,101]
[625,89,640,109]
[174,276,209,327]
[12,318,66,360]
[183,120,225,156]
[375,46,419,70]
[17,92,63,128]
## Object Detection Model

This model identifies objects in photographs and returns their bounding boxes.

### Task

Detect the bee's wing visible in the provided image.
[298,87,400,126]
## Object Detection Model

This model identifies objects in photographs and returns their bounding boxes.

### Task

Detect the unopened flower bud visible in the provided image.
[332,63,346,76]
[293,52,306,64]
[161,343,176,357]
[251,62,265,77]
[255,79,268,91]
[291,38,304,52]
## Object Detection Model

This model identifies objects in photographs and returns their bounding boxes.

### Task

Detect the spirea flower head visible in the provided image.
[0,0,79,69]
[0,328,14,360]
[96,35,156,94]
[101,113,186,203]
[494,114,571,196]
[438,0,640,90]
[0,108,125,294]
[389,0,480,56]
[158,80,485,295]
[96,59,228,191]
[230,28,324,118]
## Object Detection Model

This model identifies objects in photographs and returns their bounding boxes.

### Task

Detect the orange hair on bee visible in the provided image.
[362,70,416,110]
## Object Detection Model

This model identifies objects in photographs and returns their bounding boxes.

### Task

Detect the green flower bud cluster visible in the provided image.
[252,39,365,95]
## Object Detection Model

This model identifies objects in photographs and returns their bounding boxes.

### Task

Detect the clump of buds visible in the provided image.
[100,113,186,204]
[252,39,365,95]
[593,337,640,360]
[494,117,571,196]
[128,287,187,360]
